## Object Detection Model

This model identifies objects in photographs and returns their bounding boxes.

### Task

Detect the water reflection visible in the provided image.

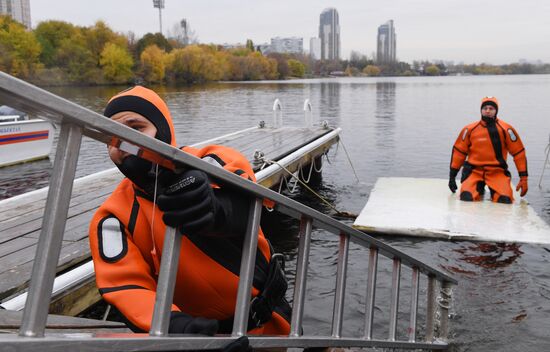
[374,82,396,170]
[444,242,524,274]
[318,82,341,124]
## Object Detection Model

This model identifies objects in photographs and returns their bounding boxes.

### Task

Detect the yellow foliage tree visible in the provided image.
[84,20,128,64]
[165,45,223,83]
[0,16,42,78]
[140,45,166,83]
[425,65,441,76]
[100,42,134,83]
[363,65,381,76]
[288,59,306,78]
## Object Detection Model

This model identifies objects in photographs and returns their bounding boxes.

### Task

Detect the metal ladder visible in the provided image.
[0,71,457,351]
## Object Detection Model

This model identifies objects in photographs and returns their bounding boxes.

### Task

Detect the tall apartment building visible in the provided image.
[270,37,303,54]
[377,20,397,63]
[0,0,31,29]
[319,8,340,60]
[309,37,321,60]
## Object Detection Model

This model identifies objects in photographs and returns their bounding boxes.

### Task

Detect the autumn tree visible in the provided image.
[0,16,42,78]
[165,45,223,84]
[83,21,128,65]
[135,32,172,58]
[34,20,78,67]
[246,39,254,52]
[140,44,166,83]
[287,59,305,78]
[100,42,134,83]
[55,33,97,82]
[267,53,289,79]
[363,65,381,76]
[425,64,441,76]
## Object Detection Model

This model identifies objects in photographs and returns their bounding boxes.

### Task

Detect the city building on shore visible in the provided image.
[270,37,303,54]
[309,37,321,60]
[319,7,340,60]
[0,0,31,29]
[377,20,397,64]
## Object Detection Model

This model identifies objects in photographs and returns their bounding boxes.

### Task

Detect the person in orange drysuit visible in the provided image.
[448,96,528,203]
[88,86,290,343]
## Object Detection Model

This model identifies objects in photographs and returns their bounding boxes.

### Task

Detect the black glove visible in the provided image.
[222,336,252,352]
[448,168,459,193]
[168,311,219,335]
[157,169,224,236]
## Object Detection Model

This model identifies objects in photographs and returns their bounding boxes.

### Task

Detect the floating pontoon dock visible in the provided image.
[0,124,339,315]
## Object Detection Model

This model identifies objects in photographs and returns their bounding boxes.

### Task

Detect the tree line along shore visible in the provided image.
[1,16,549,86]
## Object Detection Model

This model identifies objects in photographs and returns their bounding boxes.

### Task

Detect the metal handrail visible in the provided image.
[0,72,456,350]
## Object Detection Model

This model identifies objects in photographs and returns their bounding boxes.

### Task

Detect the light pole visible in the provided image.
[153,0,165,35]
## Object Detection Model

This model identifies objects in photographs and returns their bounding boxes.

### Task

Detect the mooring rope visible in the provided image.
[262,156,357,219]
[338,136,360,183]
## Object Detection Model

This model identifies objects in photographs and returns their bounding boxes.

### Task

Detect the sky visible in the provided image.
[30,0,550,65]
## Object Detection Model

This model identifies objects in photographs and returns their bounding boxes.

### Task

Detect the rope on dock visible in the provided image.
[337,136,361,183]
[261,156,357,219]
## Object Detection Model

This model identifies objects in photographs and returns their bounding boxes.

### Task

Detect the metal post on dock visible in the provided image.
[303,99,313,128]
[232,198,263,336]
[19,123,83,337]
[273,99,283,128]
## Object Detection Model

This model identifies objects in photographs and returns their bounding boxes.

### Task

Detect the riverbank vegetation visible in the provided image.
[1,16,548,86]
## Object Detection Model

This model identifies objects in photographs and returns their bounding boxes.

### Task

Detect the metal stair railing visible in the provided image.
[0,72,457,351]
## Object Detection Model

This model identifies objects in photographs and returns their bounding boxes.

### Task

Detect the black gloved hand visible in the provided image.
[448,168,459,193]
[157,169,224,236]
[168,311,219,335]
[448,178,457,193]
[222,336,252,352]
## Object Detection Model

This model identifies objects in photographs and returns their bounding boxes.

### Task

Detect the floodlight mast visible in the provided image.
[153,0,165,34]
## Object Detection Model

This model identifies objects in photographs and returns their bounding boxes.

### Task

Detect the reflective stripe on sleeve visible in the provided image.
[98,216,128,263]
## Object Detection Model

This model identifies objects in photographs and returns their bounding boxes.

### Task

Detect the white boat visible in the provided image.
[0,105,55,167]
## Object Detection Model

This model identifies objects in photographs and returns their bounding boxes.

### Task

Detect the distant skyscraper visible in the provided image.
[270,37,303,54]
[319,8,340,60]
[309,37,321,60]
[377,20,397,64]
[0,0,31,29]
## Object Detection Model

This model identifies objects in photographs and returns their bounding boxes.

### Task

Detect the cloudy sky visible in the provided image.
[30,0,550,64]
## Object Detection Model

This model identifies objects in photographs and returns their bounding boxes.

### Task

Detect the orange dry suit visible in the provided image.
[450,118,528,203]
[89,85,290,335]
[89,145,291,334]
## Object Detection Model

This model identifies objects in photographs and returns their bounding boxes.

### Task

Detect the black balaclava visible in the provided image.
[104,86,174,195]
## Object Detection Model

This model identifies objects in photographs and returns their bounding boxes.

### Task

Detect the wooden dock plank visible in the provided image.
[0,171,121,224]
[0,183,116,233]
[0,239,90,300]
[0,310,128,331]
[0,195,109,243]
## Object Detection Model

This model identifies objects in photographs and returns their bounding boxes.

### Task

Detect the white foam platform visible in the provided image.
[353,177,550,244]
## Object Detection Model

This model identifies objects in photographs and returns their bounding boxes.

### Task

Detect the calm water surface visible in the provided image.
[1,75,550,351]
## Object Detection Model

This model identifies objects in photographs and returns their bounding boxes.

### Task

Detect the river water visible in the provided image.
[1,75,550,351]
